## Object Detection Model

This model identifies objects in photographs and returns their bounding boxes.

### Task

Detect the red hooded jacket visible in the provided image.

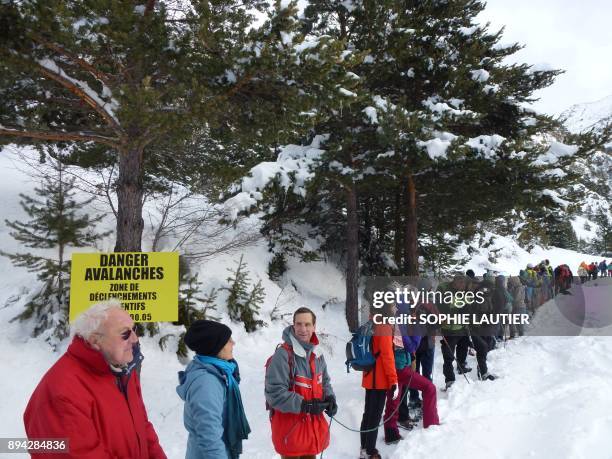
[24,336,166,459]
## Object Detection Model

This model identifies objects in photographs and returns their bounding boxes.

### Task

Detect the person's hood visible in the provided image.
[176,357,225,401]
[281,325,320,359]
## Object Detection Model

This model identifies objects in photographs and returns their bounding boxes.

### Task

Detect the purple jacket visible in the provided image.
[397,301,422,353]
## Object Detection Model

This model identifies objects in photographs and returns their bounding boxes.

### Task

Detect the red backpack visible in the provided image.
[264,343,295,414]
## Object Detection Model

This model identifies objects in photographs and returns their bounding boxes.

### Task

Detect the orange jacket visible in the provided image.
[362,324,397,390]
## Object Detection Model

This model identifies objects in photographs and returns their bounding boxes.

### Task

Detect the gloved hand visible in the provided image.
[390,384,400,401]
[301,399,329,415]
[324,396,338,417]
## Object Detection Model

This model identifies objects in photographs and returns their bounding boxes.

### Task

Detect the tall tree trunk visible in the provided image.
[115,146,145,252]
[393,189,403,268]
[363,196,372,270]
[345,181,359,332]
[58,242,65,306]
[403,172,418,276]
[57,163,65,305]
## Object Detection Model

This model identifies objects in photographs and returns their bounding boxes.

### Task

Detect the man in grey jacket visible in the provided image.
[265,307,336,459]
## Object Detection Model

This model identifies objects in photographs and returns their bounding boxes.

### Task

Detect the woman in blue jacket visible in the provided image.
[177,320,250,459]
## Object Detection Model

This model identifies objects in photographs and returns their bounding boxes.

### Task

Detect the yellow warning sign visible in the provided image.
[69,252,179,322]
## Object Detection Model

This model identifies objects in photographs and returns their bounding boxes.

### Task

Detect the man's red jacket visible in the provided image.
[24,335,166,459]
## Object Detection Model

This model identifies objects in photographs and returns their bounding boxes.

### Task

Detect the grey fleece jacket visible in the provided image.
[264,326,335,414]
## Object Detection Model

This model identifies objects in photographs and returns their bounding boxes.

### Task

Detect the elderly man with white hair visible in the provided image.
[24,300,167,459]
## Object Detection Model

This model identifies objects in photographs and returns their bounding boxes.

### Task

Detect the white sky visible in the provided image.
[478,0,612,115]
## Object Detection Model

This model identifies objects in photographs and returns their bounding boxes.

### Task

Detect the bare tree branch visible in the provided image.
[0,127,120,148]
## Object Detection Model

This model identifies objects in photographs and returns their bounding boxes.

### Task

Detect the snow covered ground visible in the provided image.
[2,275,612,459]
[1,146,612,459]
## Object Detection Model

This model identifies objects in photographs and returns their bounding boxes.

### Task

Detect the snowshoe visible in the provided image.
[443,380,454,391]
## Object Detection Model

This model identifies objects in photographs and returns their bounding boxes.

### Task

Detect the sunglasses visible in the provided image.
[120,325,138,341]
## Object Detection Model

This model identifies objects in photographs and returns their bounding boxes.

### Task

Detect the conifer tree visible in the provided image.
[0,0,348,252]
[591,207,612,255]
[230,0,599,330]
[224,255,266,332]
[171,256,219,357]
[1,157,108,347]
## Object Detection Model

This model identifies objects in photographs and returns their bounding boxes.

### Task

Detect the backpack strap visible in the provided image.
[278,342,295,389]
[266,343,296,417]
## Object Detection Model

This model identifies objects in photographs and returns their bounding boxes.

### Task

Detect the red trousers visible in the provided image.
[384,366,439,431]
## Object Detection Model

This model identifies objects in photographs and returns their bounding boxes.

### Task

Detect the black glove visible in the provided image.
[300,399,328,415]
[324,396,338,417]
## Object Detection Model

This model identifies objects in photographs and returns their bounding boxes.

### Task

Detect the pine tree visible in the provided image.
[231,0,598,330]
[157,255,220,358]
[224,255,266,332]
[0,0,349,252]
[591,207,612,255]
[1,157,108,347]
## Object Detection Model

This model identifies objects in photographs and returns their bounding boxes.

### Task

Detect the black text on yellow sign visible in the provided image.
[70,252,179,322]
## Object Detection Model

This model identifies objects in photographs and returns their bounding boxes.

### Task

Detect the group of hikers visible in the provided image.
[23,258,588,459]
[577,260,609,282]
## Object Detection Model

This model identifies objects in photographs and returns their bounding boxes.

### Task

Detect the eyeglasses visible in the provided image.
[120,325,138,341]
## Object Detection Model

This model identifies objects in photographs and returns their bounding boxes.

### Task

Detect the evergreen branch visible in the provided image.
[34,59,122,133]
[0,127,120,148]
[30,34,113,87]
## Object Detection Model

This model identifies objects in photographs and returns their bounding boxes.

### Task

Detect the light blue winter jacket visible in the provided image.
[176,359,230,459]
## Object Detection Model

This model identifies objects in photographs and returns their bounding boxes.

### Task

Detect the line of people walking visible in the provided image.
[578,260,609,282]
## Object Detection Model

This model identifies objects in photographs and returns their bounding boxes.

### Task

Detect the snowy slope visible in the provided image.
[458,230,603,276]
[1,145,612,459]
[561,95,612,134]
[559,95,612,246]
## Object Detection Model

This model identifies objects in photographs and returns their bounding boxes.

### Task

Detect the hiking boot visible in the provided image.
[456,364,472,374]
[362,448,382,459]
[384,428,403,445]
[398,419,415,430]
[444,380,454,390]
[478,372,497,381]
